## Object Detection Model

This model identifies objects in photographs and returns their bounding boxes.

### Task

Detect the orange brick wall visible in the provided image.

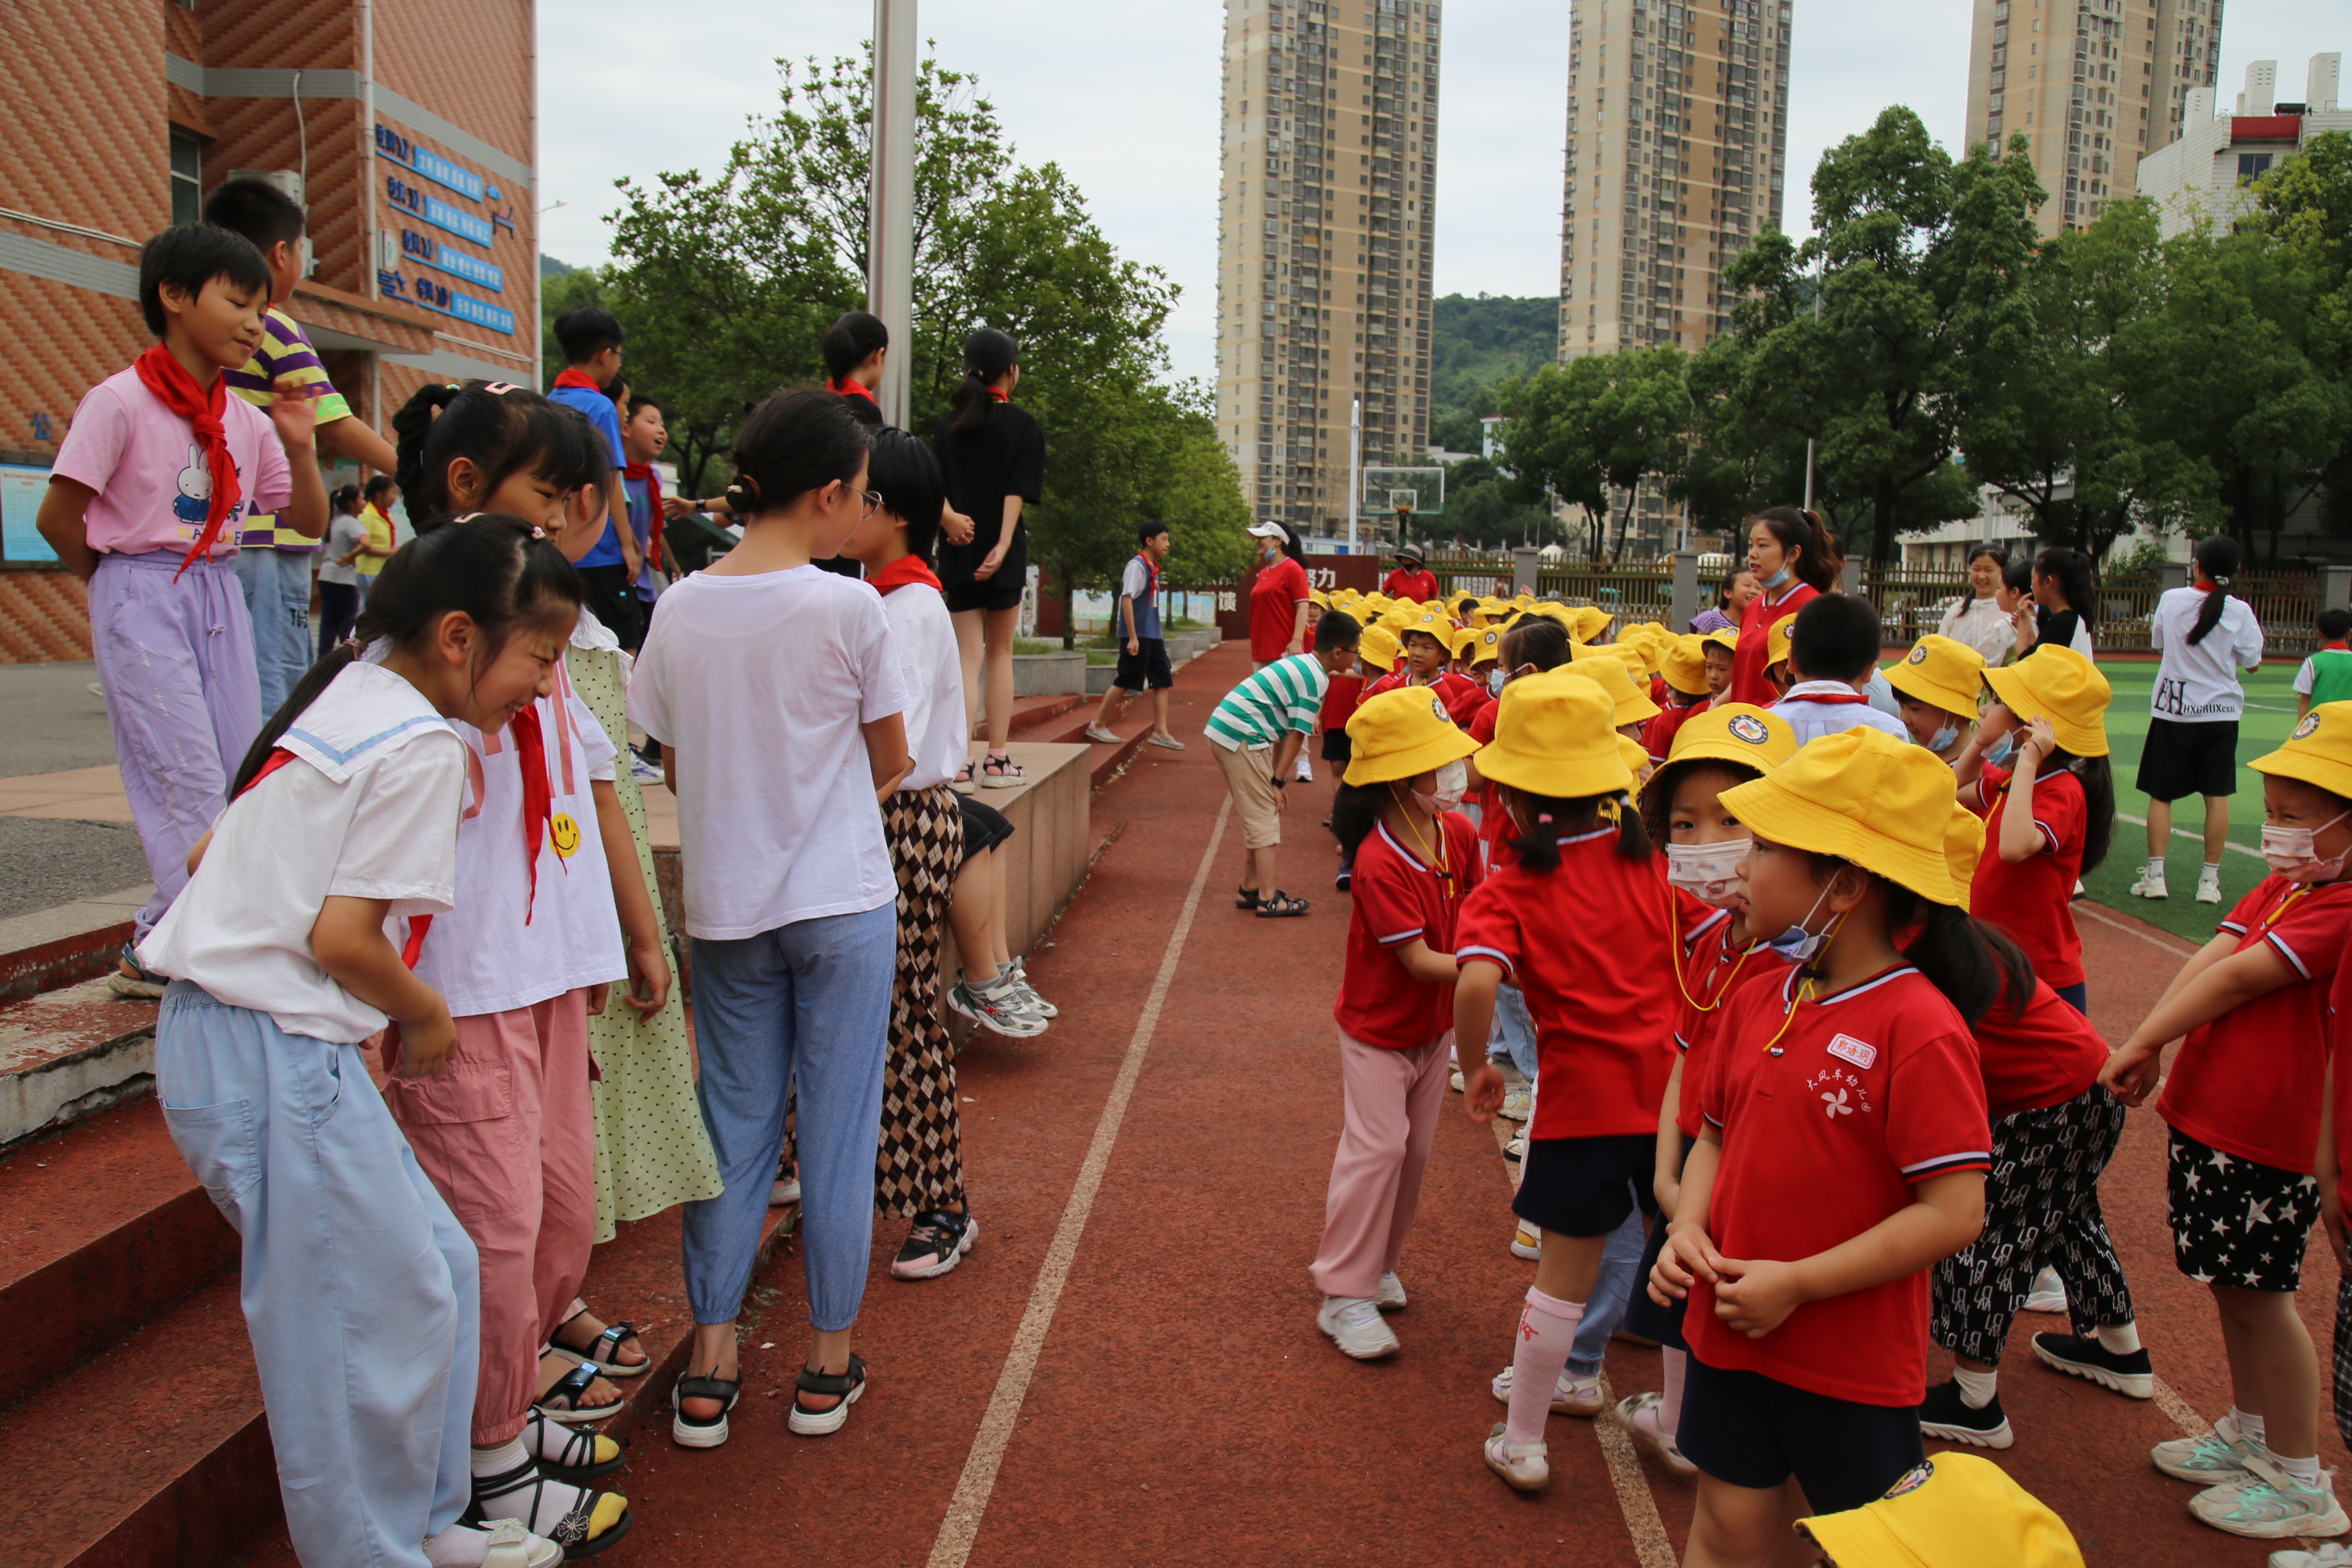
[0,574,93,664]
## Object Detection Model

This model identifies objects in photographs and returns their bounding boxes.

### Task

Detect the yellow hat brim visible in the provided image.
[1981,661,2109,758]
[1884,660,1980,720]
[1344,722,1480,786]
[1641,705,1797,796]
[1716,774,1965,906]
[2249,749,2352,803]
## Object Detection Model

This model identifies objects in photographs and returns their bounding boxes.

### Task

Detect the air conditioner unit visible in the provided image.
[227,168,304,207]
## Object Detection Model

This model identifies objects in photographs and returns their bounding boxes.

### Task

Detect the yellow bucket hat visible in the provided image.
[1357,623,1402,672]
[1946,799,1987,914]
[1765,616,1796,671]
[1716,728,1974,905]
[1659,633,1710,696]
[1618,734,1655,779]
[2252,701,2352,801]
[1561,653,1663,727]
[1701,626,1740,656]
[1798,1453,2086,1568]
[1476,669,1634,799]
[1572,605,1615,643]
[1647,703,1798,791]
[1885,633,1988,719]
[1343,686,1481,786]
[1463,624,1505,666]
[1981,645,2110,758]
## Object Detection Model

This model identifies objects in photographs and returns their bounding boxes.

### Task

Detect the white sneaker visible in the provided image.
[1294,757,1314,781]
[1449,1069,1465,1093]
[2272,1544,2352,1567]
[1483,1422,1550,1491]
[1083,723,1119,743]
[770,1179,801,1206]
[629,754,665,785]
[1505,1135,1527,1161]
[2197,866,2224,904]
[1511,1224,1542,1260]
[1317,1295,1400,1359]
[1375,1271,1408,1311]
[2131,861,2168,899]
[2191,1465,2350,1538]
[2023,1265,2068,1315]
[2154,1416,2261,1484]
[1616,1391,1699,1477]
[1498,1089,1533,1123]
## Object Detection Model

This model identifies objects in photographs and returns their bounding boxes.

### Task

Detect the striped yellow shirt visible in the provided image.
[228,306,350,550]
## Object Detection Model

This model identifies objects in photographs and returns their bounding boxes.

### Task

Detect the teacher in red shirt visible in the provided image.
[1382,542,1441,604]
[1727,506,1841,708]
[1248,520,1315,665]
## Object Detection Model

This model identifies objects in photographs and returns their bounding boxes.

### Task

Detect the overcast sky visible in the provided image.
[538,1,2343,386]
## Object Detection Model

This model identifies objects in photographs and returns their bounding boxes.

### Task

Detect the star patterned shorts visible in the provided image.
[2166,1125,2322,1293]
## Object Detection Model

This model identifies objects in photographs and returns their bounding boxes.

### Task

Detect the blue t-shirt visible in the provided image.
[549,382,627,569]
[623,474,657,599]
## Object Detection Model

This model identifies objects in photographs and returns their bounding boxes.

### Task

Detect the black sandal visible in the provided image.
[669,1367,742,1449]
[788,1353,867,1436]
[471,1454,633,1556]
[1255,890,1310,917]
[1235,885,1262,910]
[553,1302,648,1378]
[527,1410,627,1482]
[534,1357,620,1426]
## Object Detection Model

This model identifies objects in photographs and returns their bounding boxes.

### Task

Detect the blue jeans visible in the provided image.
[1489,980,1539,1081]
[683,901,896,1331]
[155,984,478,1567]
[1569,1186,1648,1379]
[233,545,315,718]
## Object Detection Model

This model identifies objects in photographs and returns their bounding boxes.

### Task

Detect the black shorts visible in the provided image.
[1320,728,1353,764]
[941,529,1028,614]
[2168,1124,2321,1291]
[1676,1357,1925,1514]
[1620,1134,1696,1351]
[2136,717,2240,802]
[956,795,1017,863]
[1511,1132,1654,1239]
[575,562,644,651]
[1112,636,1174,691]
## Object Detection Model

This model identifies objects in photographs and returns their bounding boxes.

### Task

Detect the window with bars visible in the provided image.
[170,130,203,225]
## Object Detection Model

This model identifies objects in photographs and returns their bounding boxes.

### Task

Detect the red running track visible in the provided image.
[592,645,2340,1567]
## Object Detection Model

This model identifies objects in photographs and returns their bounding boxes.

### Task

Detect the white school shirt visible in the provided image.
[881,580,966,792]
[1774,680,1914,749]
[137,662,465,1043]
[1938,594,2016,667]
[628,565,907,941]
[409,665,627,1018]
[2148,586,2265,723]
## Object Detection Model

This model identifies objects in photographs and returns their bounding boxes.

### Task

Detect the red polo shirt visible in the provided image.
[1455,832,1678,1140]
[1334,812,1482,1050]
[1671,892,1794,1138]
[1728,581,1816,707]
[1249,554,1313,662]
[1967,764,2089,988]
[1646,699,1704,763]
[2159,875,2352,1173]
[1968,979,2110,1119]
[1383,566,1442,603]
[1690,965,1992,1406]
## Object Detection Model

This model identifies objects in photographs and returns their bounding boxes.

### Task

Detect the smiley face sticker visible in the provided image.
[548,812,583,859]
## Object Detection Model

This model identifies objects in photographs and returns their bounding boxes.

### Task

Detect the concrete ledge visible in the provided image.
[1011,651,1084,695]
[0,882,150,999]
[0,979,159,1146]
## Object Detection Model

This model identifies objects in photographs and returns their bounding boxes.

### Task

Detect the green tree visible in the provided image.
[1494,348,1690,560]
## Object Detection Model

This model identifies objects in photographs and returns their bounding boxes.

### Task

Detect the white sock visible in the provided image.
[2202,860,2222,876]
[1954,1366,1999,1409]
[1660,1348,1686,1438]
[2269,1446,2326,1487]
[1504,1288,1584,1447]
[470,1436,529,1478]
[2095,1320,2141,1355]
[2234,1406,2268,1446]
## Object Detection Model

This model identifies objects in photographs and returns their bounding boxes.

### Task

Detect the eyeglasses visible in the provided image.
[852,487,885,520]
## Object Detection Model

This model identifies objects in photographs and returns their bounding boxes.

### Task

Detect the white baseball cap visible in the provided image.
[1246,520,1289,538]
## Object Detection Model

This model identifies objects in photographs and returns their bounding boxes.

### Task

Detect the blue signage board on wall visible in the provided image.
[374,124,486,201]
[400,228,504,292]
[396,271,517,335]
[385,175,495,246]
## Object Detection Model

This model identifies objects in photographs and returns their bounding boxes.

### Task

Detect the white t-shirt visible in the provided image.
[881,580,966,792]
[137,662,465,1043]
[2149,585,2264,723]
[318,511,367,585]
[629,565,907,940]
[411,667,627,1017]
[1939,594,2015,667]
[1774,680,1914,749]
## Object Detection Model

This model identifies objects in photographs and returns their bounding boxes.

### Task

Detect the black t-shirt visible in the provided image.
[934,402,1044,585]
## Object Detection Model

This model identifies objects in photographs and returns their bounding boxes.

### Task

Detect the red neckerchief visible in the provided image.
[551,367,605,392]
[830,376,878,406]
[622,461,664,569]
[2326,641,2350,652]
[987,387,1010,403]
[1792,691,1872,705]
[869,554,943,596]
[135,346,240,578]
[1133,551,1161,605]
[507,703,559,923]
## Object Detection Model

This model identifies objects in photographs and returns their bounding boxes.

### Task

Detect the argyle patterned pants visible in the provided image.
[874,785,968,1220]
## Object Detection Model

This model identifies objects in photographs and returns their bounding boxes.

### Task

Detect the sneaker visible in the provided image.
[1083,724,1119,743]
[2271,1544,2352,1567]
[2032,1331,2154,1399]
[1375,1271,1408,1311]
[2131,861,2168,899]
[1510,1224,1542,1261]
[2197,866,2224,904]
[950,760,978,796]
[628,753,665,785]
[1616,1391,1698,1477]
[1006,959,1057,1018]
[1449,1070,1465,1093]
[1492,1363,1603,1418]
[108,942,167,1000]
[2023,1266,2068,1315]
[981,752,1024,789]
[769,1179,801,1207]
[1146,732,1186,750]
[891,1211,978,1281]
[946,979,1048,1038]
[2152,1415,2260,1484]
[2190,1469,2351,1540]
[1498,1089,1533,1123]
[1504,1136,1526,1162]
[1483,1422,1551,1491]
[1919,1380,2014,1449]
[1317,1295,1400,1359]
[1335,865,1353,893]
[1294,757,1313,781]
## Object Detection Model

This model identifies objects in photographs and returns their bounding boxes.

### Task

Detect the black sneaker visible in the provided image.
[1335,865,1353,892]
[1919,1379,2013,1449]
[2030,1331,2154,1399]
[891,1211,978,1281]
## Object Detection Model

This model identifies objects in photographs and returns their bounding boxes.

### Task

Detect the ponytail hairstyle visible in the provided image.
[1498,614,1572,676]
[1802,856,2034,1026]
[2043,747,2115,875]
[2186,534,2242,647]
[391,380,608,525]
[228,514,583,799]
[2034,547,2095,623]
[725,387,870,518]
[333,483,361,513]
[1275,518,1306,566]
[947,326,1020,436]
[1330,778,1392,861]
[1497,785,1652,872]
[1749,505,1842,593]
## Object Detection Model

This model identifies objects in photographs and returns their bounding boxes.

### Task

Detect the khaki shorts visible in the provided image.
[1211,737,1284,850]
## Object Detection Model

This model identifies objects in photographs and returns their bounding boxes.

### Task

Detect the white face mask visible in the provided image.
[1429,758,1470,816]
[1488,667,1507,697]
[2260,809,2352,880]
[1667,838,1751,907]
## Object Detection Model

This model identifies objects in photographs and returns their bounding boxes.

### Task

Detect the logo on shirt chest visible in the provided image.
[1826,1033,1878,1070]
[548,812,582,859]
[1805,1063,1874,1120]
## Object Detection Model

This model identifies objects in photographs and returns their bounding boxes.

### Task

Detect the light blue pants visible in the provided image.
[1488,980,1540,1081]
[683,901,895,1331]
[155,983,477,1568]
[233,545,315,720]
[1568,1188,1648,1379]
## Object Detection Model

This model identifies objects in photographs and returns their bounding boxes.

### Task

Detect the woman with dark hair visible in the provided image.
[2032,547,2097,660]
[1248,518,1314,667]
[1689,569,1758,635]
[934,328,1044,792]
[1726,506,1841,707]
[1939,545,2016,666]
[2133,536,2266,904]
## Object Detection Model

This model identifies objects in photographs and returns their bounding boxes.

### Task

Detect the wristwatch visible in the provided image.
[1271,776,1288,789]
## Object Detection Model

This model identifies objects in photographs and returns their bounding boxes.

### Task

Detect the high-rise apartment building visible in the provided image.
[1557,0,1792,363]
[1964,0,2225,236]
[1217,0,1442,538]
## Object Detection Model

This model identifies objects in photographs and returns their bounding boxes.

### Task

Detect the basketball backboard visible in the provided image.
[1360,466,1446,516]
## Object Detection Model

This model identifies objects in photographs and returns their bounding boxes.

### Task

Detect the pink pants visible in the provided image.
[1309,1025,1451,1300]
[385,991,596,1445]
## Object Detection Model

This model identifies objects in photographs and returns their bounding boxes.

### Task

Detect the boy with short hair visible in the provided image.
[35,224,323,994]
[1701,628,1737,705]
[549,306,642,643]
[1084,522,1184,750]
[1774,594,1910,747]
[2295,608,2352,720]
[619,393,672,628]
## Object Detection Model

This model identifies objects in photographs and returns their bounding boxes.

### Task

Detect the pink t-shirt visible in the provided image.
[51,366,293,558]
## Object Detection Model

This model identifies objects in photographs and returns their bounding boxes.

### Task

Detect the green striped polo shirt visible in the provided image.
[1205,653,1329,750]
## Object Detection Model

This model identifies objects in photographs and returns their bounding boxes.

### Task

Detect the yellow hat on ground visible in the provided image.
[1659,634,1710,697]
[1562,652,1664,727]
[1344,686,1482,786]
[2253,701,2352,802]
[1572,605,1615,643]
[1766,616,1795,670]
[1981,645,2110,758]
[1886,634,1987,719]
[1701,626,1740,656]
[1357,623,1403,672]
[1716,729,1974,906]
[1476,669,1634,799]
[1645,704,1798,794]
[1797,1454,2086,1568]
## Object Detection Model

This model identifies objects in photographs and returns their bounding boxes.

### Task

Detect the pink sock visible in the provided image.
[1505,1288,1585,1447]
[1660,1348,1686,1438]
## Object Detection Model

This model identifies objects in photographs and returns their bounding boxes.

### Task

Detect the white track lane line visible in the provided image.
[2112,808,2267,863]
[2074,900,2204,956]
[924,797,1231,1568]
